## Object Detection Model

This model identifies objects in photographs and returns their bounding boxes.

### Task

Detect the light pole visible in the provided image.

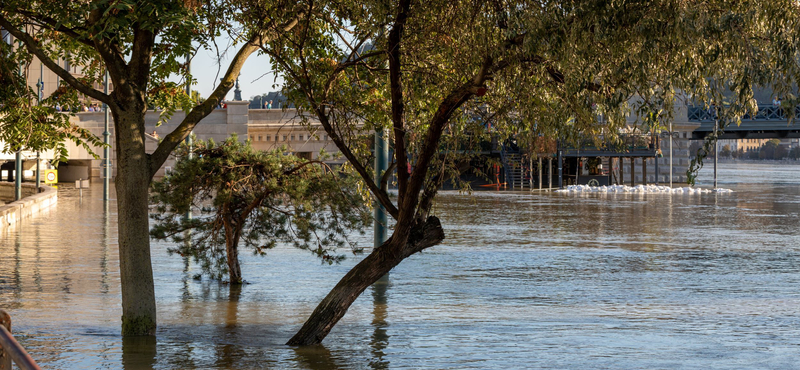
[14,151,21,201]
[103,70,111,200]
[36,63,43,191]
[185,53,193,220]
[669,121,673,187]
[713,117,718,189]
[14,64,23,200]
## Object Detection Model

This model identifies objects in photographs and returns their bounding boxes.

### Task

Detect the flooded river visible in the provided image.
[1,162,800,369]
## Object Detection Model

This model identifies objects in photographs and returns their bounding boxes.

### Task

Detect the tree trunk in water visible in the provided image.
[287,216,445,345]
[226,230,243,284]
[115,111,157,336]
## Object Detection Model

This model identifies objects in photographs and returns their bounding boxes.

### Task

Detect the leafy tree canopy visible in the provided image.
[0,37,102,161]
[1,0,309,335]
[246,0,800,344]
[149,136,371,283]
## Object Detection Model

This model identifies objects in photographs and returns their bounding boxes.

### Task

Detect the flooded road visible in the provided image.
[1,162,800,369]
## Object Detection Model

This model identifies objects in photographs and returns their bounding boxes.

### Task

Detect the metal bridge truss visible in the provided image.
[688,105,800,139]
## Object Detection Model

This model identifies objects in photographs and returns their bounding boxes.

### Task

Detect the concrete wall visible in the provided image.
[74,105,343,179]
[0,183,57,231]
[0,182,38,202]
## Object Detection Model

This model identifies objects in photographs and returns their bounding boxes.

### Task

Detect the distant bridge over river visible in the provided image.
[689,105,800,139]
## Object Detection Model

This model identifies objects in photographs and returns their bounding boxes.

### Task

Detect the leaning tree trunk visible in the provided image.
[287,216,445,345]
[114,109,157,336]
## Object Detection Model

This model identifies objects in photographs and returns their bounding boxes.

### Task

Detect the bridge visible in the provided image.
[689,104,800,139]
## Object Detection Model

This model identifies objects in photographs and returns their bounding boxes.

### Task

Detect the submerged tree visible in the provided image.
[149,137,371,284]
[0,0,304,335]
[243,0,800,344]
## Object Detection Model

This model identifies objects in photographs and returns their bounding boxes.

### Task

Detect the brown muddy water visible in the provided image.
[1,162,800,369]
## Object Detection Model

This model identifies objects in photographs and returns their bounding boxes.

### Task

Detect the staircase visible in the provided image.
[501,145,530,189]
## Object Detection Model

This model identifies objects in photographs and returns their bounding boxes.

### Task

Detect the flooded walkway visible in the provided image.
[2,163,800,369]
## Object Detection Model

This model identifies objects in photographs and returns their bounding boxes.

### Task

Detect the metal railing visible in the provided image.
[560,133,659,155]
[0,309,41,370]
[688,104,800,122]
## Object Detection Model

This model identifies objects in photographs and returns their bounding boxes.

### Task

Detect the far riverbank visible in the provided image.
[706,158,800,165]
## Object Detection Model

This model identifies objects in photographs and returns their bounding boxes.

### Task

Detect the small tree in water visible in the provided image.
[149,137,371,284]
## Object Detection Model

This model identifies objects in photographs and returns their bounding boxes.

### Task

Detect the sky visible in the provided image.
[189,37,284,102]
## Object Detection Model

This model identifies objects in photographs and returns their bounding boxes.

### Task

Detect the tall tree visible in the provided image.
[250,0,800,344]
[0,0,302,335]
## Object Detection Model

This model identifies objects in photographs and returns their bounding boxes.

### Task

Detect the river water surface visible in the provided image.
[1,162,800,369]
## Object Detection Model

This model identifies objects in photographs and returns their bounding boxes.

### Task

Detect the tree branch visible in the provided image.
[314,110,400,219]
[260,31,399,219]
[388,0,412,212]
[404,54,502,220]
[148,16,303,177]
[0,15,112,105]
[380,162,397,193]
[86,7,128,80]
[128,25,155,89]
[16,9,92,47]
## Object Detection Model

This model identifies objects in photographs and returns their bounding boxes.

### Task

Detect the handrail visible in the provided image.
[0,309,41,370]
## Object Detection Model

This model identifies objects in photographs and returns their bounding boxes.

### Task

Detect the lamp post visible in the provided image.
[669,121,673,187]
[103,70,111,201]
[185,53,193,220]
[14,151,21,201]
[14,64,22,200]
[36,64,42,191]
[713,118,718,189]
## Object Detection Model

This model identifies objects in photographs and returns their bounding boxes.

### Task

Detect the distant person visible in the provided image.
[267,100,273,109]
[263,101,268,109]
[773,97,780,106]
[151,130,159,138]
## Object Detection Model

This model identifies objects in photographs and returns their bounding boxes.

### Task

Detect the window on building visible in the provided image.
[283,135,287,141]
[298,134,303,141]
[297,152,312,160]
[291,135,295,141]
[266,135,271,141]
[257,135,262,141]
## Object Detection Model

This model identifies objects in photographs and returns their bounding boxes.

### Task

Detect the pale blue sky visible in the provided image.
[189,37,284,101]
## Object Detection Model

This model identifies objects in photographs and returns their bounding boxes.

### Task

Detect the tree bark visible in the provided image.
[225,226,243,284]
[114,110,157,336]
[287,216,445,345]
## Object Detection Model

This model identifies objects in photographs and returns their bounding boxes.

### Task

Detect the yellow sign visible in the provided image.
[44,169,58,184]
